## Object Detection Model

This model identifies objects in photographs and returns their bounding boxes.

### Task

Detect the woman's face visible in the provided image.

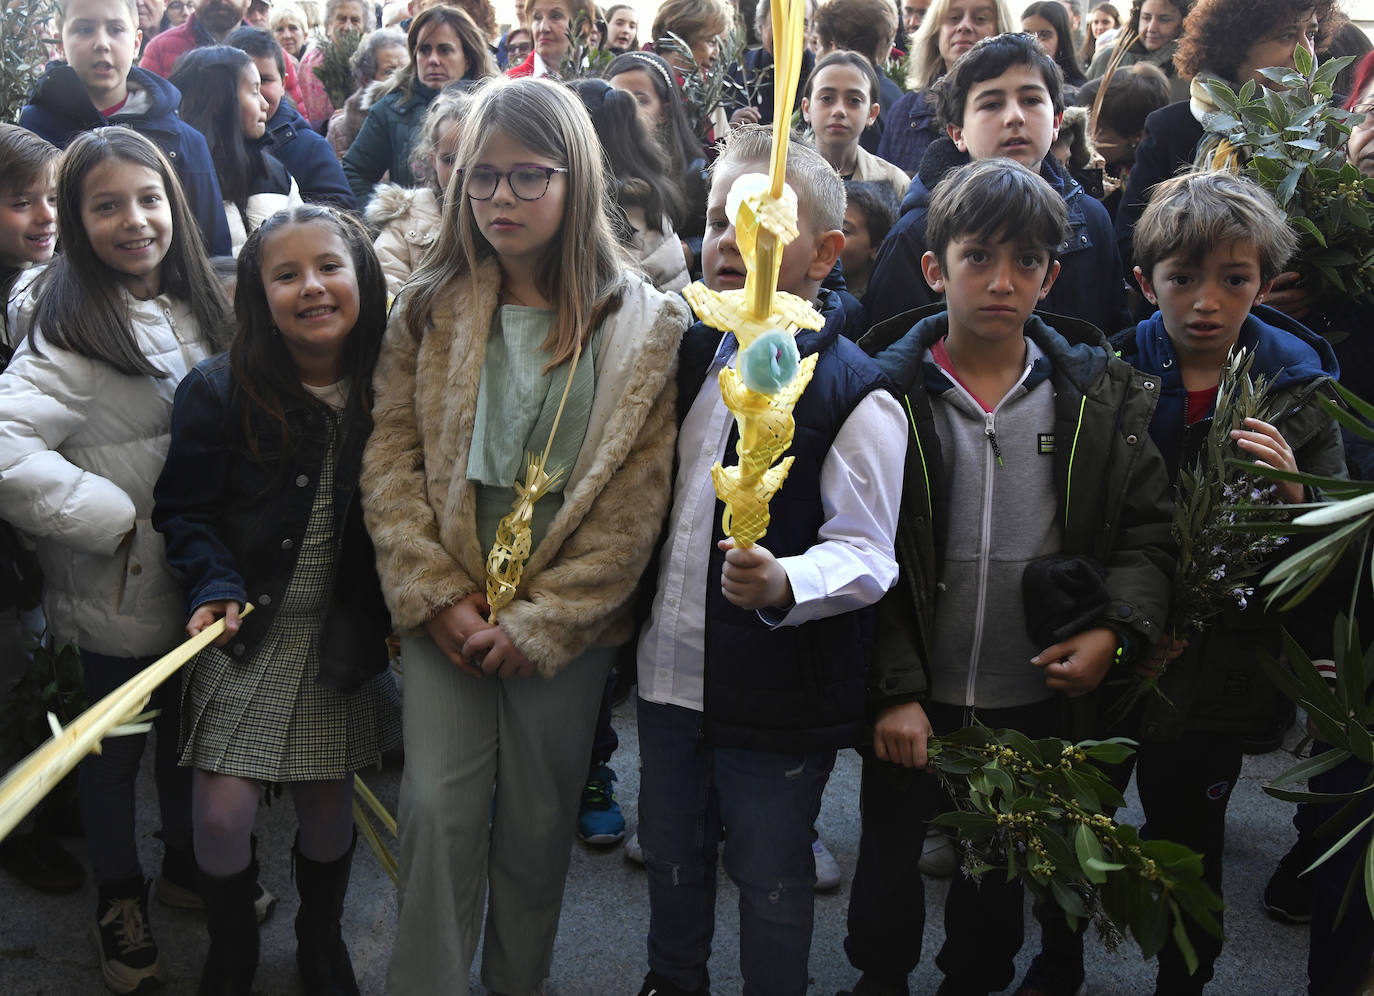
[414,21,468,88]
[1022,14,1059,57]
[938,0,998,71]
[606,7,637,49]
[504,29,533,65]
[1234,8,1318,86]
[531,0,575,65]
[373,43,407,81]
[273,17,305,55]
[329,0,367,40]
[1090,7,1116,36]
[609,67,665,130]
[1347,83,1374,178]
[1137,0,1182,52]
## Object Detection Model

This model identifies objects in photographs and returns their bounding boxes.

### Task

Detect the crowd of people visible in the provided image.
[1,0,1373,994]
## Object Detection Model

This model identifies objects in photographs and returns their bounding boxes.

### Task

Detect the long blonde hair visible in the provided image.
[400,77,625,369]
[906,0,1016,90]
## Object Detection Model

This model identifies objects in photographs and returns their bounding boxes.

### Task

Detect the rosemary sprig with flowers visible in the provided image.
[927,725,1222,971]
[1120,348,1292,712]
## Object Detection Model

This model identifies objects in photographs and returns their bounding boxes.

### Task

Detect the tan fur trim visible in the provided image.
[364,183,417,228]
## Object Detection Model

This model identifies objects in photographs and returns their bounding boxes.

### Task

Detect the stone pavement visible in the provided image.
[0,695,1316,995]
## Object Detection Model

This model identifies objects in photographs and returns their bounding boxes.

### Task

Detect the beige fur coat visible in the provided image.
[360,258,688,677]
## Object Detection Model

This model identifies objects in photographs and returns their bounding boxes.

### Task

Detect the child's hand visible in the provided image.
[1032,626,1119,696]
[1137,637,1188,678]
[873,701,932,768]
[462,624,535,679]
[718,538,794,610]
[187,599,241,646]
[425,593,495,677]
[1232,417,1303,504]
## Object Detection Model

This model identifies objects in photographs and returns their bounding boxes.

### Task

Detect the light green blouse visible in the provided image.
[469,305,599,554]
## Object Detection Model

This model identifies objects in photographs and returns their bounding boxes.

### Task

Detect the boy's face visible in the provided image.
[251,54,284,119]
[703,159,842,302]
[60,0,141,110]
[948,63,1061,170]
[0,170,59,269]
[801,63,879,159]
[839,202,876,284]
[1134,239,1273,369]
[921,232,1059,346]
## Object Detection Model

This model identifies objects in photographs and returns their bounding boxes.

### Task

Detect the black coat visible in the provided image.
[153,355,390,692]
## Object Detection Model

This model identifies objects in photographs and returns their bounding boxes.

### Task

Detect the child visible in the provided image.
[838,157,1174,996]
[225,27,358,210]
[863,32,1126,339]
[1112,169,1346,996]
[365,85,472,296]
[571,78,689,294]
[841,179,899,299]
[171,45,304,256]
[0,126,59,344]
[360,77,689,994]
[152,205,399,995]
[802,51,911,203]
[18,0,232,255]
[634,124,907,996]
[0,126,233,994]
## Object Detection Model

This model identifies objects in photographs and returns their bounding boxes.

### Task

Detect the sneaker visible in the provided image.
[812,836,842,891]
[91,879,161,994]
[918,827,958,878]
[624,830,645,866]
[1013,954,1087,996]
[0,831,85,893]
[1263,833,1319,924]
[577,764,626,844]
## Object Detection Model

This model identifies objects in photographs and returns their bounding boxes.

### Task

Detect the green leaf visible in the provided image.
[1074,823,1107,882]
[1267,747,1357,788]
[1050,877,1090,919]
[1085,856,1128,873]
[1364,832,1374,924]
[1169,898,1201,976]
[1304,809,1374,876]
[1276,161,1306,207]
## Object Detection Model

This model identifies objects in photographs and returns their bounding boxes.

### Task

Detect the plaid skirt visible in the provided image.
[179,423,400,782]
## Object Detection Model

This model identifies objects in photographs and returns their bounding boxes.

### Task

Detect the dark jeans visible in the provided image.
[1126,733,1243,996]
[844,696,1063,992]
[78,649,192,886]
[590,665,619,768]
[637,697,835,996]
[1307,752,1374,996]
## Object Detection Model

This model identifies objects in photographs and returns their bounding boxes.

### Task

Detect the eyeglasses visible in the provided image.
[507,41,532,58]
[463,165,568,201]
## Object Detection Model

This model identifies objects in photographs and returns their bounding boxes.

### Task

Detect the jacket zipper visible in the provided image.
[965,410,998,706]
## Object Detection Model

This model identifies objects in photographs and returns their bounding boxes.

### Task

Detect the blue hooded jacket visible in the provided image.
[861,137,1128,339]
[261,99,356,210]
[20,63,232,257]
[1114,304,1341,481]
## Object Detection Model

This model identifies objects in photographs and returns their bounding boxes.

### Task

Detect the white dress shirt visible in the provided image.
[637,331,908,712]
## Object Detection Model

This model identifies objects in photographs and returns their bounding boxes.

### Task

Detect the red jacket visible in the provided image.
[140,15,307,111]
[505,52,537,77]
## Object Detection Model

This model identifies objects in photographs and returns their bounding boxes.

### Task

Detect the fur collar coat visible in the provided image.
[361,258,688,676]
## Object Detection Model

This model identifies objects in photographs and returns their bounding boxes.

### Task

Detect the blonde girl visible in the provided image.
[0,127,232,993]
[365,86,474,295]
[361,77,687,995]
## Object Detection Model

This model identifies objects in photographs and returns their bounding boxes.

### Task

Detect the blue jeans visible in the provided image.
[636,697,835,996]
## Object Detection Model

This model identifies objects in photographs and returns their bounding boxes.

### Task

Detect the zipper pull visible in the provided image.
[985,413,1004,467]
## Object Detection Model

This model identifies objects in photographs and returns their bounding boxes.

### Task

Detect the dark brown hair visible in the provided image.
[1174,0,1341,81]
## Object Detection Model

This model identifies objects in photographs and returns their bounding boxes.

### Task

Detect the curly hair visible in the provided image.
[1174,0,1344,81]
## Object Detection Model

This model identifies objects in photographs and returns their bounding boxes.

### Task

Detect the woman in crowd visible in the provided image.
[271,2,311,60]
[1079,1,1120,69]
[343,5,493,207]
[1086,0,1191,100]
[298,0,376,132]
[505,0,598,78]
[328,27,409,160]
[877,0,1016,173]
[1023,0,1087,91]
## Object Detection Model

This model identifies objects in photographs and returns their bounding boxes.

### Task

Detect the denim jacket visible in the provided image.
[153,355,391,692]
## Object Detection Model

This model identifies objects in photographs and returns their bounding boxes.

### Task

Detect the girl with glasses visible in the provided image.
[361,76,689,995]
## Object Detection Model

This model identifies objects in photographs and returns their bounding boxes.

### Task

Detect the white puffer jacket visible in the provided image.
[366,183,441,297]
[226,178,304,257]
[0,289,214,657]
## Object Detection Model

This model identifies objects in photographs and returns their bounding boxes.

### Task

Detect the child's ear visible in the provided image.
[1048,109,1064,148]
[801,95,811,126]
[808,228,844,279]
[921,250,945,293]
[1254,275,1277,304]
[1133,265,1158,305]
[1038,259,1062,300]
[865,100,880,128]
[946,121,967,153]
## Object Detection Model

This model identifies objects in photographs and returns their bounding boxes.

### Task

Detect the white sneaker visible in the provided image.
[917,827,958,878]
[624,830,644,866]
[812,837,841,891]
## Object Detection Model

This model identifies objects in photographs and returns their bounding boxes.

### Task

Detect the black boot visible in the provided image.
[197,860,259,996]
[293,832,360,996]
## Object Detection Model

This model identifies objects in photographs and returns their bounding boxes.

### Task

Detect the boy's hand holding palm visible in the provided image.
[718,538,794,610]
[1032,625,1119,696]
